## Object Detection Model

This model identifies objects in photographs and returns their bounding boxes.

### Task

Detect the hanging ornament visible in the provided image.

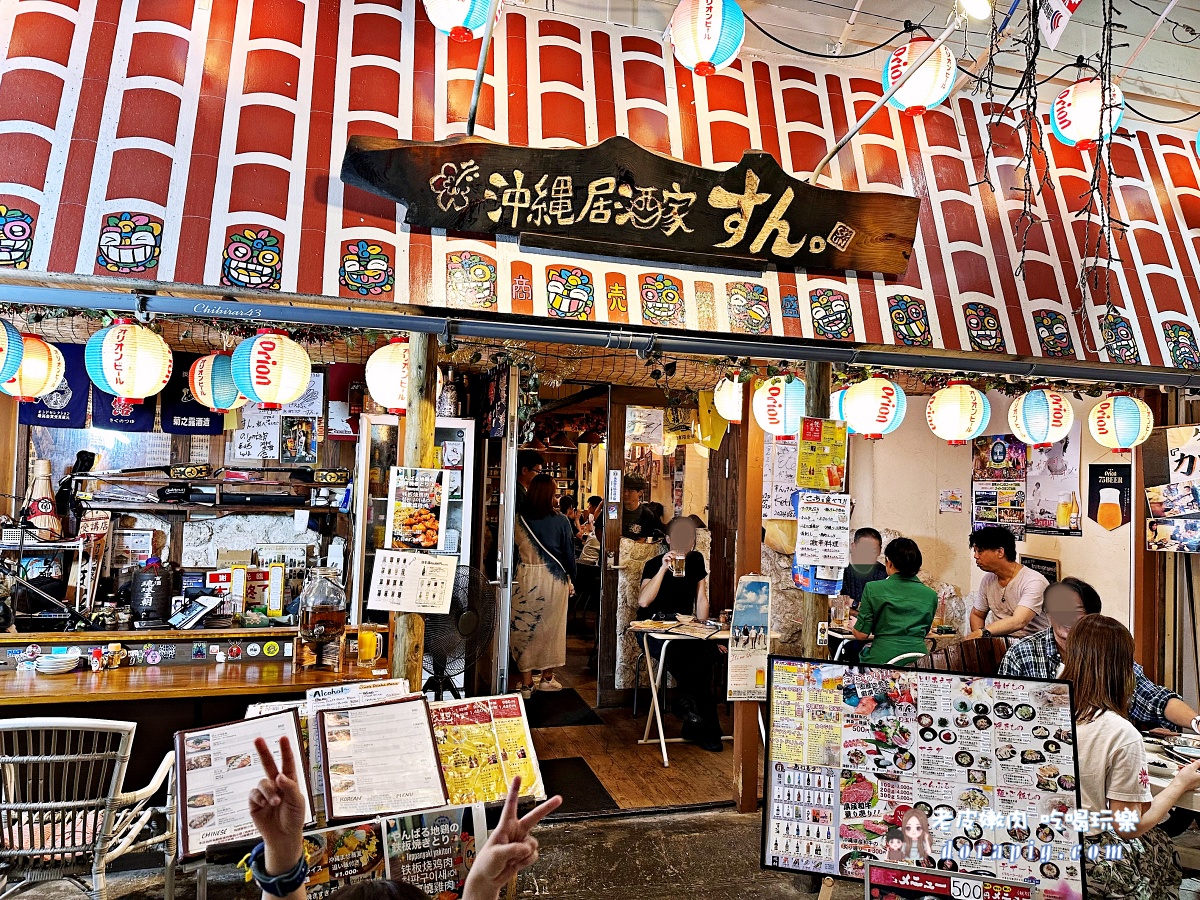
[365,336,411,414]
[1050,78,1124,150]
[0,320,23,385]
[231,328,312,410]
[1008,387,1074,448]
[0,335,63,402]
[668,0,745,77]
[830,386,856,435]
[713,378,743,423]
[189,353,248,414]
[84,318,173,403]
[882,37,956,115]
[926,381,991,445]
[421,0,500,42]
[1088,392,1153,452]
[752,376,806,436]
[842,375,907,440]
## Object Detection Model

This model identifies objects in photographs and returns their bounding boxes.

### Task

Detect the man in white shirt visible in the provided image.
[965,525,1050,639]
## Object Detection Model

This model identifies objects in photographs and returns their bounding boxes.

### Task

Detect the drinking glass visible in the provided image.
[356,622,382,669]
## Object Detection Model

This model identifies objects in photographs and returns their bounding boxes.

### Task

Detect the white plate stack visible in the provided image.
[34,655,79,675]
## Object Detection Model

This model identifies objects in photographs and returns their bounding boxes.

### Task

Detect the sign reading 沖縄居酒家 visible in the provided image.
[341,136,920,276]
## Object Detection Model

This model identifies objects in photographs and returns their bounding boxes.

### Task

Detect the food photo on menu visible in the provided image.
[763,659,1083,900]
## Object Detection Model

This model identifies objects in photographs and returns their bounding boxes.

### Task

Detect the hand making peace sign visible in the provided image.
[463,776,563,900]
[249,735,307,877]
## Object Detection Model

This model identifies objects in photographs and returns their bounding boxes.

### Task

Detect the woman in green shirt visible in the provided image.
[851,537,937,665]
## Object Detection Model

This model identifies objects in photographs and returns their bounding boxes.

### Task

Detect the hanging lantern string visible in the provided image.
[742,11,917,59]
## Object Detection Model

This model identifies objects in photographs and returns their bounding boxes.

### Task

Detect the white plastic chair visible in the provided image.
[0,717,176,900]
[886,651,927,668]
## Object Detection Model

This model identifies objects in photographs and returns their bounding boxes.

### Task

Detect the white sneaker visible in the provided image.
[518,684,534,700]
[537,675,564,692]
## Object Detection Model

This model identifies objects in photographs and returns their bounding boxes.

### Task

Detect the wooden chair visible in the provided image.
[914,637,1016,676]
[0,717,176,900]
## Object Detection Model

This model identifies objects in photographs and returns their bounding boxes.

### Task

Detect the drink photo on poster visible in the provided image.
[1087,463,1131,531]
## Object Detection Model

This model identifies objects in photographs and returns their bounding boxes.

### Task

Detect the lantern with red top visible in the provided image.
[230,328,312,411]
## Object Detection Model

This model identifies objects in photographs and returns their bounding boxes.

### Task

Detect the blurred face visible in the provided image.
[972,544,1006,573]
[1045,583,1088,644]
[850,537,882,569]
[668,521,697,553]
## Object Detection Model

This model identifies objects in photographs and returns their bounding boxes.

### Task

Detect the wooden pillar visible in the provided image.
[733,381,764,813]
[800,362,833,659]
[390,332,439,689]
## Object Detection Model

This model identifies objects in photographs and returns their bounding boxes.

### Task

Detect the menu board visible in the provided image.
[429,696,545,804]
[763,658,1083,900]
[318,697,448,821]
[864,862,1033,900]
[795,418,848,492]
[176,711,313,858]
[303,820,388,900]
[793,492,851,567]
[384,804,487,900]
[385,467,449,551]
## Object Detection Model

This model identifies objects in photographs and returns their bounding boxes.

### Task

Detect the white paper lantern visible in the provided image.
[843,375,907,440]
[830,386,856,435]
[0,335,64,402]
[231,328,312,410]
[926,381,991,445]
[84,319,173,402]
[189,353,247,414]
[365,336,411,414]
[752,376,806,436]
[1050,78,1124,149]
[882,37,956,115]
[1008,387,1074,448]
[668,0,745,77]
[713,378,743,423]
[1088,392,1153,451]
[0,320,23,385]
[422,0,498,42]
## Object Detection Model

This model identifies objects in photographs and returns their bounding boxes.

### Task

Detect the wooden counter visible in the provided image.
[0,663,370,705]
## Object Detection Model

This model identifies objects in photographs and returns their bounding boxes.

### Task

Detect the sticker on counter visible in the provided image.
[145,650,162,665]
[25,644,40,658]
[284,643,293,657]
[228,645,242,660]
[161,645,177,660]
[246,643,261,658]
[192,642,207,660]
[264,641,280,658]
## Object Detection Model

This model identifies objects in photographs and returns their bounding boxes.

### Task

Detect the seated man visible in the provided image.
[842,527,888,608]
[999,576,1200,733]
[621,474,663,541]
[637,517,722,752]
[965,526,1049,639]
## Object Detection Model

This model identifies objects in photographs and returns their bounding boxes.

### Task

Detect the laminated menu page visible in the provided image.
[429,695,545,804]
[318,697,448,821]
[763,659,1083,900]
[176,710,313,858]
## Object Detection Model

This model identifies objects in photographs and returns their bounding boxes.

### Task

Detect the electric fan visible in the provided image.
[422,565,497,699]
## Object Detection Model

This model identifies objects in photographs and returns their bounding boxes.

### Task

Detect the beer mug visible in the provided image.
[356,623,382,669]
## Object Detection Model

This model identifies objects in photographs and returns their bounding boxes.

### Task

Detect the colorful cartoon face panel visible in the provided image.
[809,288,854,340]
[727,282,771,334]
[339,241,394,297]
[95,212,162,274]
[1098,312,1140,365]
[1031,309,1074,357]
[445,250,497,308]
[0,206,34,269]
[221,228,283,291]
[1164,322,1200,369]
[639,273,685,326]
[888,294,932,346]
[545,266,594,319]
[963,301,1003,353]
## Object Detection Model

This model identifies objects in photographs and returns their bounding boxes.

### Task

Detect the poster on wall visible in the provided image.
[793,492,851,567]
[762,658,1084,900]
[728,576,772,701]
[972,435,1027,483]
[1167,425,1200,484]
[971,436,1029,541]
[1025,419,1082,536]
[763,435,800,519]
[385,468,447,551]
[1087,463,1131,531]
[282,415,319,465]
[1146,480,1200,518]
[795,418,848,492]
[1147,518,1200,552]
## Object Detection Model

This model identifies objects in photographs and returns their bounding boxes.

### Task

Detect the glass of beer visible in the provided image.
[670,554,687,577]
[356,623,382,669]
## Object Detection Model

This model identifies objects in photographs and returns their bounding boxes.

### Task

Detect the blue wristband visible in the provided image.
[249,841,309,897]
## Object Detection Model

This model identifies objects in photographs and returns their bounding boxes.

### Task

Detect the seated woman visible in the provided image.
[1064,614,1200,900]
[637,516,722,752]
[850,537,937,665]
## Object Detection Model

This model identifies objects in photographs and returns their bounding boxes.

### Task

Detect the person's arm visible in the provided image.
[969,607,988,635]
[1129,664,1197,730]
[462,776,562,900]
[968,604,1036,638]
[638,558,669,608]
[247,736,308,900]
[695,574,710,621]
[1110,759,1200,838]
[851,587,876,641]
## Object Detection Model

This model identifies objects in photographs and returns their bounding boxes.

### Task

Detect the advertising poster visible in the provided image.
[763,659,1083,900]
[384,804,487,900]
[1167,425,1200,483]
[938,490,963,514]
[303,821,388,900]
[863,863,1033,900]
[793,492,851,567]
[282,415,319,465]
[795,418,848,492]
[1146,479,1200,518]
[728,576,772,701]
[972,435,1028,483]
[1087,463,1132,531]
[385,467,448,551]
[1147,518,1200,553]
[971,435,1028,541]
[1025,419,1082,536]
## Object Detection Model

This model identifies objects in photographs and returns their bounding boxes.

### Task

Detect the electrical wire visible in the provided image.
[1124,98,1200,124]
[742,10,915,59]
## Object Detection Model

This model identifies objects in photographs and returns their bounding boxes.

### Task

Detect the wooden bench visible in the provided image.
[913,637,1017,676]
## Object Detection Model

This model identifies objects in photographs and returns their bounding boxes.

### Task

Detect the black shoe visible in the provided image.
[699,735,724,752]
[674,696,699,720]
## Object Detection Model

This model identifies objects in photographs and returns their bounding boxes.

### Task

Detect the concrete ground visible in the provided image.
[8,808,861,900]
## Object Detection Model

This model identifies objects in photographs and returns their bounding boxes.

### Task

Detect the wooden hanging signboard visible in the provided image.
[341,135,920,276]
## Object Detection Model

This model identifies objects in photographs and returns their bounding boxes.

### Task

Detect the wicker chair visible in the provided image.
[0,718,176,900]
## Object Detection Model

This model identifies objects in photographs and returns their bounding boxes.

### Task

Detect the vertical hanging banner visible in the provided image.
[728,575,772,701]
[161,353,224,435]
[91,384,156,431]
[1038,0,1083,50]
[1088,463,1132,531]
[18,343,88,428]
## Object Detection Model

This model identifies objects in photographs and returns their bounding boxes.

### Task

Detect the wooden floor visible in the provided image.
[530,633,763,810]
